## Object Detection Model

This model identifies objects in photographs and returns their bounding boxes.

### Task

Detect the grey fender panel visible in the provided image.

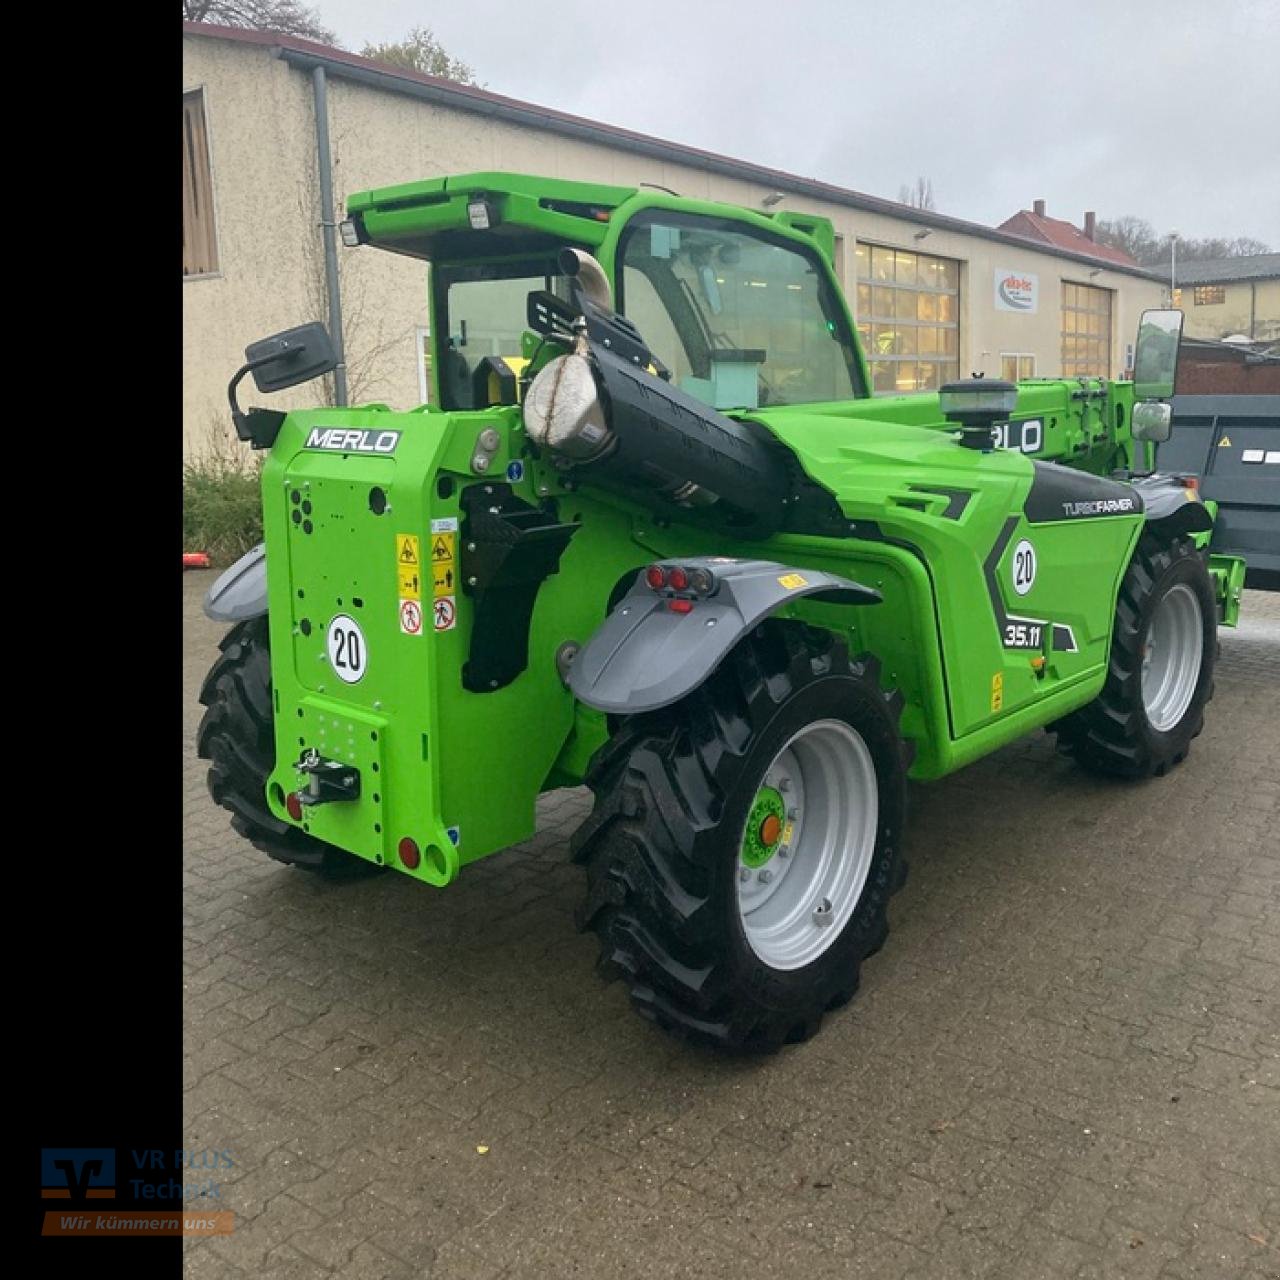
[566,558,881,715]
[203,544,268,622]
[1131,474,1214,536]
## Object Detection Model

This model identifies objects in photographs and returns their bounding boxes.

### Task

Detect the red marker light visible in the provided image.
[667,566,690,592]
[645,564,668,590]
[398,837,421,870]
[285,792,303,821]
[669,598,694,615]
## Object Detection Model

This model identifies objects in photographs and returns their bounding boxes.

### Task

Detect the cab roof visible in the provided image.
[344,171,838,265]
[345,171,637,261]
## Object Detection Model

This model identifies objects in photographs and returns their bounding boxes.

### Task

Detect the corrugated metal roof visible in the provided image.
[1175,254,1280,285]
[183,21,1163,281]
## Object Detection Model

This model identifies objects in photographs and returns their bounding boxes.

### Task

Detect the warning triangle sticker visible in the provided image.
[399,537,418,564]
[432,536,453,562]
[1218,435,1232,447]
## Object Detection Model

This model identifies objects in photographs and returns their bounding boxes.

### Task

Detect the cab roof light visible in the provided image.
[467,197,498,231]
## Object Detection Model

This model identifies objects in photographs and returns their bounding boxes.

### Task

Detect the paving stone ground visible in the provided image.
[183,575,1279,1279]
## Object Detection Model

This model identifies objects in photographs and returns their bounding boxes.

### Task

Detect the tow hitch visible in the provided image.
[295,749,361,807]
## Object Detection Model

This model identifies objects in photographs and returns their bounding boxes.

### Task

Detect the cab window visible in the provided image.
[619,214,863,409]
[434,256,569,409]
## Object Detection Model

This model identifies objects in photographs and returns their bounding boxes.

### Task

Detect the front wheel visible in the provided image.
[571,623,909,1053]
[1052,534,1217,778]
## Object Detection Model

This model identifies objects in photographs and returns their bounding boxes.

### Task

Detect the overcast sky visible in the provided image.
[317,0,1279,245]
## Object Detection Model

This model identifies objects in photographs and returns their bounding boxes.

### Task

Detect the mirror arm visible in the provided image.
[227,347,310,440]
[227,351,300,445]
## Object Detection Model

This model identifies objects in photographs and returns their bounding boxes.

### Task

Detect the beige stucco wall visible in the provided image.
[183,32,1164,459]
[1176,278,1280,342]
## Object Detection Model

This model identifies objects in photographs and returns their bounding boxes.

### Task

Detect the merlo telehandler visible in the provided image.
[198,173,1245,1051]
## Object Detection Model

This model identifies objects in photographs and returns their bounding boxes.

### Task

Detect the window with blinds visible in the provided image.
[1060,281,1111,378]
[183,90,218,278]
[854,243,961,395]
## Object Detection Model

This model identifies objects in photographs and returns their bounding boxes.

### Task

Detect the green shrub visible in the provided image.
[183,426,263,565]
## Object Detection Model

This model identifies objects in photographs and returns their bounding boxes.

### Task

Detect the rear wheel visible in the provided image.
[1052,535,1217,778]
[196,617,380,877]
[572,622,909,1053]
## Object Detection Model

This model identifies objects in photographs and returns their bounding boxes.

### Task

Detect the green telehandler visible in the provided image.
[197,172,1246,1052]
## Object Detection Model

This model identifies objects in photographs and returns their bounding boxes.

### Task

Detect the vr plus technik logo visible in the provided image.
[42,1149,115,1201]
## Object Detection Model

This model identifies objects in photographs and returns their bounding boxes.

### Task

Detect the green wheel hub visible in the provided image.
[740,786,787,868]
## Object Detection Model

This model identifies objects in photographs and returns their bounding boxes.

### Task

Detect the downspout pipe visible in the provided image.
[312,65,348,405]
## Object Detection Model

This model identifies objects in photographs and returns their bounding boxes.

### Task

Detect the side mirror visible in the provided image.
[1132,401,1173,443]
[1132,308,1183,401]
[245,321,338,393]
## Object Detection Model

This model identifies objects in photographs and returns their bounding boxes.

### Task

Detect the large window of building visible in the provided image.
[1000,353,1036,381]
[854,243,960,394]
[1060,281,1112,378]
[183,90,219,278]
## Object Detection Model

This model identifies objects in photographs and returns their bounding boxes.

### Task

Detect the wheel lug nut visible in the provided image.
[739,867,751,883]
[777,778,791,792]
[787,807,798,820]
[758,869,773,884]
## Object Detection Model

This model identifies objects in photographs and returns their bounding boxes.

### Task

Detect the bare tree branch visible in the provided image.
[182,0,337,45]
[897,176,936,211]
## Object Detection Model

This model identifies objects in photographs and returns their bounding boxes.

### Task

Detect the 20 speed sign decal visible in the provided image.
[326,614,368,683]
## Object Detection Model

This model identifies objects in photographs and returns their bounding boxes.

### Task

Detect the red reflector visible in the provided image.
[285,792,303,821]
[668,598,694,615]
[645,564,668,590]
[667,566,689,592]
[398,837,421,870]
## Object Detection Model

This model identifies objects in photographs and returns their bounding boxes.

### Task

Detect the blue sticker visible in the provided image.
[446,826,461,846]
[505,460,525,482]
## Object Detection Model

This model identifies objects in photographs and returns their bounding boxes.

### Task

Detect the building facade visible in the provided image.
[1170,255,1280,343]
[183,22,1164,459]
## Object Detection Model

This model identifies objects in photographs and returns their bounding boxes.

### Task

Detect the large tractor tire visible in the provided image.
[1052,534,1217,779]
[572,622,909,1053]
[196,617,380,878]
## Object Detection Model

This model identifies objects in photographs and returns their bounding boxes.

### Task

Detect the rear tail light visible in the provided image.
[646,563,717,596]
[285,792,303,821]
[398,837,421,870]
[668,598,694,615]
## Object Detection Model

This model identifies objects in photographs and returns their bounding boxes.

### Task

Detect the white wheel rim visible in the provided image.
[736,719,879,971]
[1141,583,1204,732]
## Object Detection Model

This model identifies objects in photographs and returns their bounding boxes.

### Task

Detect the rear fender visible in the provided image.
[566,557,881,715]
[203,544,268,622]
[1132,473,1215,539]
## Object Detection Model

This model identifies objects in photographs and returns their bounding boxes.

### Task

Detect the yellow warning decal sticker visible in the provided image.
[397,563,422,600]
[432,561,456,597]
[991,671,1004,712]
[397,533,420,566]
[431,532,455,565]
[777,573,808,590]
[1218,435,1232,447]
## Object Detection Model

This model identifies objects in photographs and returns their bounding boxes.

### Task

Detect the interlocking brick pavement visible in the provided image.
[183,576,1280,1279]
